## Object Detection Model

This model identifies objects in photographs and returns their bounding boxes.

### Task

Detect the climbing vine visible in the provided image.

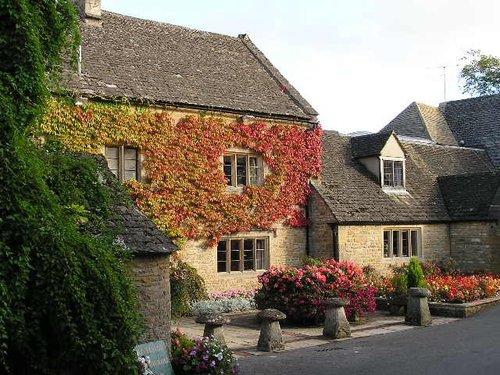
[39,98,322,244]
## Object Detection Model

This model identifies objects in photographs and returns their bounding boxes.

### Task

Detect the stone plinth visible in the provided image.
[195,312,230,345]
[405,287,432,326]
[257,309,286,352]
[323,298,351,339]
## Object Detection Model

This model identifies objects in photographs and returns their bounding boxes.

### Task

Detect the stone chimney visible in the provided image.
[75,0,101,21]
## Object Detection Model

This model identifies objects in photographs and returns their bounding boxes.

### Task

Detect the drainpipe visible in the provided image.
[305,203,310,257]
[328,223,339,261]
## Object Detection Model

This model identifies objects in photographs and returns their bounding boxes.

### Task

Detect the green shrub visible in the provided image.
[407,258,426,288]
[170,256,208,318]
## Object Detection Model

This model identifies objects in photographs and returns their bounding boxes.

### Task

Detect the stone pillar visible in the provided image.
[405,287,432,326]
[257,309,287,352]
[323,298,351,339]
[195,312,230,345]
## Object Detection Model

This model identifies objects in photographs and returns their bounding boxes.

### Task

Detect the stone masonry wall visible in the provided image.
[129,255,171,347]
[181,224,307,292]
[450,221,500,273]
[308,188,335,259]
[337,223,450,273]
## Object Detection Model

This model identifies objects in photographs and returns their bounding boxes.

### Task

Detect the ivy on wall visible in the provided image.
[39,99,322,245]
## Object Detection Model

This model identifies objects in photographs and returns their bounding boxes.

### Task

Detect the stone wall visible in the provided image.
[308,188,335,259]
[337,223,450,273]
[181,224,307,292]
[129,255,171,346]
[450,221,500,273]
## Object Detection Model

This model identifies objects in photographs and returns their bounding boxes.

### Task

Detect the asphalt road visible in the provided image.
[239,304,500,375]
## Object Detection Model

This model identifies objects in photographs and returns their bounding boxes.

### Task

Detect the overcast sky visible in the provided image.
[103,0,500,134]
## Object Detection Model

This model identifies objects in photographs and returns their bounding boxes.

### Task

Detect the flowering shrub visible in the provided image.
[425,274,500,303]
[254,260,377,324]
[171,329,239,374]
[170,255,208,318]
[192,289,257,316]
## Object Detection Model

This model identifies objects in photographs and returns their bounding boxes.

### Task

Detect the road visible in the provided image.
[239,304,500,375]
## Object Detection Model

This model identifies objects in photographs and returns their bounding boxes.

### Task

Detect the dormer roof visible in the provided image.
[350,131,394,158]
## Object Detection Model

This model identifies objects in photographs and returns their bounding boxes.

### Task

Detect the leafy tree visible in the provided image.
[460,49,500,96]
[1,1,142,373]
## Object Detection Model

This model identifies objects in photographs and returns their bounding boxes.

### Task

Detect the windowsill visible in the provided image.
[217,270,266,276]
[383,256,419,261]
[382,186,409,195]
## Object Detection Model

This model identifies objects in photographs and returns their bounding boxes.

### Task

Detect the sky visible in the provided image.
[103,0,500,134]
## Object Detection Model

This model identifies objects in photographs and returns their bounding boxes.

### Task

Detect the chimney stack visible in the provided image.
[75,0,102,21]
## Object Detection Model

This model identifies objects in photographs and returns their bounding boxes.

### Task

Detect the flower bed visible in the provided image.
[171,329,239,374]
[191,289,257,316]
[374,260,500,304]
[425,274,500,303]
[254,260,377,324]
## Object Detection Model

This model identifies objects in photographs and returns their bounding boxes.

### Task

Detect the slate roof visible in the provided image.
[440,94,500,166]
[68,11,317,122]
[115,205,178,255]
[350,131,393,158]
[438,172,500,221]
[381,102,457,146]
[90,155,178,255]
[314,131,495,224]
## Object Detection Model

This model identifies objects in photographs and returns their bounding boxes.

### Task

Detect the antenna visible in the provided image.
[439,65,447,101]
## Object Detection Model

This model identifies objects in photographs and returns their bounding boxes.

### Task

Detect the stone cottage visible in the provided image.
[309,127,500,273]
[51,0,321,292]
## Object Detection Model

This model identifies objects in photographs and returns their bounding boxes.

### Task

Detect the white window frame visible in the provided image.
[383,228,421,258]
[217,237,269,273]
[223,152,263,187]
[380,157,405,188]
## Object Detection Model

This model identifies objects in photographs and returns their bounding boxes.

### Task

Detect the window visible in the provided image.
[224,153,263,187]
[383,229,420,258]
[105,145,140,181]
[383,160,404,187]
[217,237,268,273]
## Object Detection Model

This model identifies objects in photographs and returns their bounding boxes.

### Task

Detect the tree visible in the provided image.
[460,49,500,96]
[1,1,142,373]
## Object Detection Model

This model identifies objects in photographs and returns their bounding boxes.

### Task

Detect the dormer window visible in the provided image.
[383,160,404,187]
[224,152,263,187]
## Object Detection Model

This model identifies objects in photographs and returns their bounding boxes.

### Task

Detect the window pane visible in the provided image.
[217,241,227,273]
[124,170,137,181]
[236,155,247,186]
[124,147,137,160]
[383,160,393,186]
[243,239,254,271]
[224,155,233,186]
[383,231,391,258]
[105,146,119,158]
[230,240,240,271]
[411,230,419,257]
[392,231,399,257]
[394,161,403,187]
[402,230,409,257]
[249,156,259,185]
[255,239,266,269]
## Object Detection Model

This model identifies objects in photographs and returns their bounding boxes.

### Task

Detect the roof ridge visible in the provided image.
[101,10,241,41]
[401,138,487,151]
[237,34,319,121]
[439,93,500,107]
